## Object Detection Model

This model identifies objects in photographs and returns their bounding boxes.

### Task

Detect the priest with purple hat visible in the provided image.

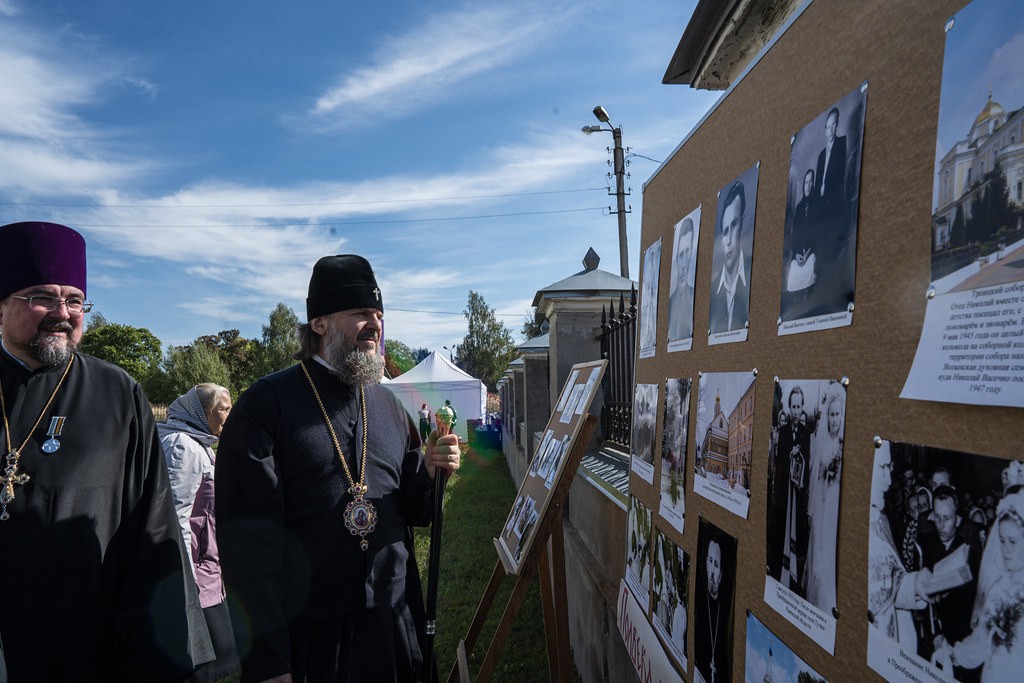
[0,221,212,680]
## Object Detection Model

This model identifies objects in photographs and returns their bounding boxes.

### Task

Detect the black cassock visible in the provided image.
[0,349,211,682]
[216,359,434,683]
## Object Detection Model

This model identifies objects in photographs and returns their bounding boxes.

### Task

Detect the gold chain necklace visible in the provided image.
[0,355,76,521]
[301,361,377,551]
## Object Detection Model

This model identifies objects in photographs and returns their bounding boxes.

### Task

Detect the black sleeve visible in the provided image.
[216,381,292,682]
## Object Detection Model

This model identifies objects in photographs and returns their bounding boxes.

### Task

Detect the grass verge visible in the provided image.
[415,443,551,682]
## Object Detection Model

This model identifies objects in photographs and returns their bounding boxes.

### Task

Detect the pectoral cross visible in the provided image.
[0,450,30,520]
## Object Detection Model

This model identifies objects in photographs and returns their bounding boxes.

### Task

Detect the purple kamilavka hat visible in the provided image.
[0,222,87,300]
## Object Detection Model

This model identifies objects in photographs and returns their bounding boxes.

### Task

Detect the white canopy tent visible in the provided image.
[382,351,486,440]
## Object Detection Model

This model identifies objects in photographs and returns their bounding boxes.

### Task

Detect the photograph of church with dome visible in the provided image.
[902,0,1024,408]
[692,371,756,519]
[929,2,1024,294]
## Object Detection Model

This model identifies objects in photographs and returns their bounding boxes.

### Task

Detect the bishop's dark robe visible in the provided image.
[216,359,434,683]
[0,349,211,681]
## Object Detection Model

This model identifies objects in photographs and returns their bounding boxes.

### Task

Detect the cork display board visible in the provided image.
[629,0,1023,681]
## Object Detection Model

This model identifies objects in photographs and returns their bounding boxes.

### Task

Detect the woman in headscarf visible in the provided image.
[159,384,238,682]
[932,490,1024,681]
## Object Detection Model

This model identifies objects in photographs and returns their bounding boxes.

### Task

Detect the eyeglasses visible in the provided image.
[9,295,93,314]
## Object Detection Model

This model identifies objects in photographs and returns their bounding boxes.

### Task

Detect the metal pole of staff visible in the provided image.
[423,409,454,683]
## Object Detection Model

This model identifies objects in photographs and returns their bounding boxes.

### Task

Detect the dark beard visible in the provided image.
[323,327,383,385]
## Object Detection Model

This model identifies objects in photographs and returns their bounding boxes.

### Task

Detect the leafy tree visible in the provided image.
[455,291,518,391]
[85,311,109,332]
[251,302,300,378]
[384,338,418,376]
[158,344,233,403]
[196,329,258,394]
[80,322,162,383]
[520,307,546,340]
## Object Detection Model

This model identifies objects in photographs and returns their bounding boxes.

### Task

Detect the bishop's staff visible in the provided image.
[424,401,455,682]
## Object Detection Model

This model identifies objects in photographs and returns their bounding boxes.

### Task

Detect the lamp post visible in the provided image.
[443,345,454,362]
[583,105,630,279]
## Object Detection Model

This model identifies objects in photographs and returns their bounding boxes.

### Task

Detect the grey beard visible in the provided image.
[31,336,75,366]
[323,329,384,385]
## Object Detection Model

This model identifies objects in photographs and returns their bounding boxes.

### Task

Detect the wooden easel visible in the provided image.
[448,415,597,683]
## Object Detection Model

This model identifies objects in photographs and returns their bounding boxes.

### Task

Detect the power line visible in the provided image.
[388,307,523,318]
[64,206,604,228]
[0,187,606,209]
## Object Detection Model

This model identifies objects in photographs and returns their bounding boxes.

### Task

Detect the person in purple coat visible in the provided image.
[160,384,239,682]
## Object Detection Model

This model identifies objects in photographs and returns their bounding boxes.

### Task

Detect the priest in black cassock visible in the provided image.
[216,254,462,683]
[0,221,212,681]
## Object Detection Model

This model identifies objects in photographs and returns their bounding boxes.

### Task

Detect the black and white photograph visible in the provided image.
[639,238,662,359]
[554,368,581,414]
[746,612,829,683]
[902,0,1024,408]
[693,371,755,518]
[667,206,701,353]
[659,377,691,532]
[867,438,1024,683]
[574,365,602,415]
[528,429,554,478]
[695,518,736,683]
[631,382,658,484]
[626,496,653,609]
[543,436,571,489]
[764,379,846,653]
[652,528,689,673]
[778,83,867,334]
[708,162,759,346]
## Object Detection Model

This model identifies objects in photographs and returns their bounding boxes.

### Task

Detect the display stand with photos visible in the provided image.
[449,360,606,683]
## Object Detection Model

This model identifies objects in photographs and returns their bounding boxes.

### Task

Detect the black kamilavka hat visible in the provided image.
[306,254,383,320]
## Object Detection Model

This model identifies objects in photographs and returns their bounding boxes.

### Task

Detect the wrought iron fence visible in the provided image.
[597,285,636,449]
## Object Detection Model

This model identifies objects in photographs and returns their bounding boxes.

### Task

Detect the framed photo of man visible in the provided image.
[667,206,701,352]
[694,518,737,683]
[778,82,867,334]
[638,238,662,359]
[708,162,759,345]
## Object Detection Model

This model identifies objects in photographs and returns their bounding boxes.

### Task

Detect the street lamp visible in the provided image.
[443,345,455,362]
[582,105,630,278]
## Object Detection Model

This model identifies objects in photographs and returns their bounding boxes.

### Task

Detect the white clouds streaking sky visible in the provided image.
[0,0,717,353]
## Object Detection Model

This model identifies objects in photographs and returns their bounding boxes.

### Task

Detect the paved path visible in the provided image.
[951,242,1024,292]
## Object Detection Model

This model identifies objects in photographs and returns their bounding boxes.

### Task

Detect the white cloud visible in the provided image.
[298,4,567,128]
[0,0,18,18]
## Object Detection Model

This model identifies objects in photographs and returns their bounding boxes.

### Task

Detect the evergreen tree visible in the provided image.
[455,291,518,391]
[251,302,300,378]
[158,344,233,403]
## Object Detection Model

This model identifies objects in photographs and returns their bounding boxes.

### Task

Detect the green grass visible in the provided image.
[415,443,551,682]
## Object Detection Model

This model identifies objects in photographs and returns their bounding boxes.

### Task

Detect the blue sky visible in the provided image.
[0,0,717,353]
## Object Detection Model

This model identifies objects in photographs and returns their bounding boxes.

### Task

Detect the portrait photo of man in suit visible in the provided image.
[667,207,700,346]
[709,163,758,341]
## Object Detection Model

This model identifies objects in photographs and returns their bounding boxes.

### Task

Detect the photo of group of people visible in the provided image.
[504,493,539,563]
[631,382,659,484]
[868,439,1024,682]
[693,371,756,518]
[659,377,691,532]
[667,206,701,352]
[764,379,846,652]
[652,529,690,671]
[694,518,737,683]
